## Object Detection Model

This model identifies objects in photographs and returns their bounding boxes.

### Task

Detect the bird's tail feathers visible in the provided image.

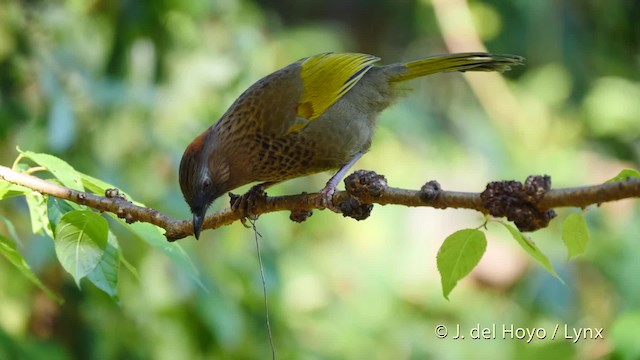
[389,52,524,83]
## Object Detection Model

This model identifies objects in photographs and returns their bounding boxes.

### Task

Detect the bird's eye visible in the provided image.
[203,178,212,189]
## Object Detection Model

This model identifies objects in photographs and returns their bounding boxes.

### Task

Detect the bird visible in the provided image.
[179,52,524,238]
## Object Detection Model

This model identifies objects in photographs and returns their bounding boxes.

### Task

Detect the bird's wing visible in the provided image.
[287,53,380,133]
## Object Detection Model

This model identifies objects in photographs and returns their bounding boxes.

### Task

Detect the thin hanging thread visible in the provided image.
[250,219,275,359]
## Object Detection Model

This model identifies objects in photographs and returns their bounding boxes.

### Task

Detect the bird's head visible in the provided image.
[179,129,231,239]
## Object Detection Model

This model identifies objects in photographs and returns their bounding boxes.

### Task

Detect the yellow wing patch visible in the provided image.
[289,53,379,132]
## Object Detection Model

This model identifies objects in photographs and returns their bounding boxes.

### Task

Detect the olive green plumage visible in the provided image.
[180,52,524,238]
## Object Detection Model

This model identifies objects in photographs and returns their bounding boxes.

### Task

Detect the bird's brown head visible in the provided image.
[179,129,231,239]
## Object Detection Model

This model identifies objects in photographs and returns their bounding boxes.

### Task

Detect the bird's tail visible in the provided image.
[388,52,525,83]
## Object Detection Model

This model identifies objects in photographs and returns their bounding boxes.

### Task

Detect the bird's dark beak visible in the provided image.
[193,211,205,240]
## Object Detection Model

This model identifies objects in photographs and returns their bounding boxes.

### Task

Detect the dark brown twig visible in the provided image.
[1,165,639,241]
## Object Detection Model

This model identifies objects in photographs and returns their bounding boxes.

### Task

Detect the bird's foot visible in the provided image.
[229,183,269,226]
[318,184,341,213]
[317,152,364,213]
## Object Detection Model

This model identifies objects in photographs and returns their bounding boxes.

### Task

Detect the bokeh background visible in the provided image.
[1,0,639,358]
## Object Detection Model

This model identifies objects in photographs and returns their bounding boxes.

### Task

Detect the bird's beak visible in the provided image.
[193,212,205,240]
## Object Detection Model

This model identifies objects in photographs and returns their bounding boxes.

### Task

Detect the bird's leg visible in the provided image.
[319,152,364,212]
[230,182,277,223]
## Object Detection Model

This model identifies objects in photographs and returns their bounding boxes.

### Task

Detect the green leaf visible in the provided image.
[87,231,120,301]
[47,197,80,233]
[562,213,589,260]
[117,220,204,290]
[502,222,564,283]
[18,150,83,191]
[437,229,487,300]
[0,214,22,247]
[26,192,52,237]
[0,181,30,200]
[0,233,63,304]
[54,210,108,286]
[79,173,116,194]
[119,251,139,281]
[79,173,136,203]
[606,169,640,183]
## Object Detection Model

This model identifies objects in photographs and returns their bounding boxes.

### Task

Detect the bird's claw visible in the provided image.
[230,185,267,222]
[318,186,341,213]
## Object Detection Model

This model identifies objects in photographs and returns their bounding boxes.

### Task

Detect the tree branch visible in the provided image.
[1,165,639,241]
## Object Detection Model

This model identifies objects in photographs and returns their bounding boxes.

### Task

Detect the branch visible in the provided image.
[1,165,639,241]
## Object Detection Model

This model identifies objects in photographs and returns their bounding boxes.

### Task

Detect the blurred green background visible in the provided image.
[1,0,639,358]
